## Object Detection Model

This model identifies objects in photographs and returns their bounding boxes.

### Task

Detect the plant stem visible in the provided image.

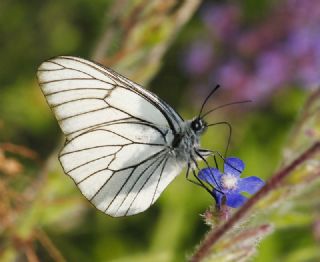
[190,142,320,262]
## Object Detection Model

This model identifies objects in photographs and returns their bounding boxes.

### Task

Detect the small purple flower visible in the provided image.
[198,157,265,208]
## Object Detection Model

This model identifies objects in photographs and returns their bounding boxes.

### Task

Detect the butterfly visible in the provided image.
[37,56,236,217]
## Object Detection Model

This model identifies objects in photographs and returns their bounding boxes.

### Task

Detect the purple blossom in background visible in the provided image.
[198,157,265,208]
[182,0,320,102]
[202,4,240,40]
[256,51,291,88]
[183,41,214,76]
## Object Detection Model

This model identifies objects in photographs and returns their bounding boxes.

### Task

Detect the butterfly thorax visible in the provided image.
[170,118,207,163]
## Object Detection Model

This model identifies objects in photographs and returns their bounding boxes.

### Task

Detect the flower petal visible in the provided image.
[198,168,222,187]
[239,176,265,194]
[225,192,247,208]
[224,157,245,177]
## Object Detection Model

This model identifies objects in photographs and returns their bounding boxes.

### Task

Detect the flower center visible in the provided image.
[221,174,238,190]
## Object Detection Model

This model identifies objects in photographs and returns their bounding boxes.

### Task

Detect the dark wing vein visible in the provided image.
[51,60,97,79]
[105,151,167,213]
[59,106,109,121]
[60,144,130,157]
[66,151,120,173]
[88,148,168,201]
[46,87,110,96]
[51,97,105,108]
[151,156,170,204]
[123,154,169,216]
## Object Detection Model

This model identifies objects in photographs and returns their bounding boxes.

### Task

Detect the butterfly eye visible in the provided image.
[191,119,205,132]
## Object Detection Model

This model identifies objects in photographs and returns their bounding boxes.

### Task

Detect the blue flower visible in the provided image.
[198,157,265,208]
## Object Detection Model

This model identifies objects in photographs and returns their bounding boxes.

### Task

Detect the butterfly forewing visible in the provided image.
[37,56,184,217]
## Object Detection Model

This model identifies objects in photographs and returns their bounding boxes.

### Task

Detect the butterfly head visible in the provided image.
[191,117,207,135]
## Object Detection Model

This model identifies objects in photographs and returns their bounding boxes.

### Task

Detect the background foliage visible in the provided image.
[0,0,319,261]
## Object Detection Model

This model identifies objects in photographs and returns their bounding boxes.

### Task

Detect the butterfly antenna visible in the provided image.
[207,121,232,158]
[201,100,251,119]
[198,84,221,119]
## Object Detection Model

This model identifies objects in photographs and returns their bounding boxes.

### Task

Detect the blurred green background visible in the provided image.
[1,0,319,261]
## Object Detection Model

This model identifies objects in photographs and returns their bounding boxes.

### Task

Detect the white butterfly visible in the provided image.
[37,56,227,217]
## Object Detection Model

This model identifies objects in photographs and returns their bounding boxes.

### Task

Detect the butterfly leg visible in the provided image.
[213,154,219,169]
[198,148,220,169]
[199,149,241,174]
[195,150,223,191]
[190,166,222,197]
[190,154,225,195]
[185,162,215,197]
[185,162,207,188]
